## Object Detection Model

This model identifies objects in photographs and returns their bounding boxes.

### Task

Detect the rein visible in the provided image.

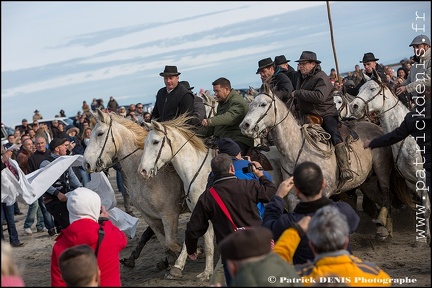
[152,124,208,205]
[355,81,400,119]
[96,116,117,169]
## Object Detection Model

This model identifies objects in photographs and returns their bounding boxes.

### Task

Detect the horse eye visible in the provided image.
[152,140,159,145]
[260,103,266,107]
[97,132,103,137]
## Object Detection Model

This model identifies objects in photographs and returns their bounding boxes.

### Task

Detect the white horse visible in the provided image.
[138,115,215,281]
[334,91,356,119]
[349,77,430,242]
[239,88,410,238]
[82,110,188,272]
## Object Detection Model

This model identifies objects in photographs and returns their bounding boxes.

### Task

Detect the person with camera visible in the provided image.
[185,153,277,286]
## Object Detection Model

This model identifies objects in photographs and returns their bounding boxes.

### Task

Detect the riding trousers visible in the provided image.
[322,115,343,145]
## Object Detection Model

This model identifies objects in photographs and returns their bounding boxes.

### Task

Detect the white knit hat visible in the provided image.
[67,187,101,224]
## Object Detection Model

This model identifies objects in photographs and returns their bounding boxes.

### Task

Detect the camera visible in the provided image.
[242,163,255,174]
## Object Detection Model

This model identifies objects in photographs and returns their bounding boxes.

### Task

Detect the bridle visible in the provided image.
[203,98,217,118]
[151,123,211,205]
[249,93,303,176]
[95,115,139,171]
[354,80,400,119]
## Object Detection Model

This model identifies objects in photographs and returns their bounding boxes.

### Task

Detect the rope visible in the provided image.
[301,124,334,158]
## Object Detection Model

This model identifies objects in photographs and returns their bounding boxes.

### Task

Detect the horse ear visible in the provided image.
[372,68,382,82]
[363,73,371,81]
[143,121,152,130]
[95,108,105,123]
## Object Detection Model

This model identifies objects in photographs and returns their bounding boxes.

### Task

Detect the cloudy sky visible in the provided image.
[1,1,430,127]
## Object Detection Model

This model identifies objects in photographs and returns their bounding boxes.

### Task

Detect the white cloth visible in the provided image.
[67,187,101,224]
[85,172,116,210]
[1,155,139,238]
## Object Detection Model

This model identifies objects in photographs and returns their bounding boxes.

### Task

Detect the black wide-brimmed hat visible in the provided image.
[179,81,194,91]
[159,65,181,77]
[275,55,290,65]
[360,52,379,63]
[256,57,274,74]
[295,51,321,64]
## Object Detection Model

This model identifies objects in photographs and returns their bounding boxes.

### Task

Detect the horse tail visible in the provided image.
[390,166,415,210]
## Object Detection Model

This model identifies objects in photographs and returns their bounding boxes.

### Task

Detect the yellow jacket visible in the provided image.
[273,228,392,287]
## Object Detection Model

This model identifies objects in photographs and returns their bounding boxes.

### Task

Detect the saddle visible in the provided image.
[246,146,273,171]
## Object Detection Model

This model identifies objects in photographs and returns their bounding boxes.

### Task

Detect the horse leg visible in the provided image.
[167,243,188,279]
[196,222,214,281]
[168,223,214,281]
[121,226,155,268]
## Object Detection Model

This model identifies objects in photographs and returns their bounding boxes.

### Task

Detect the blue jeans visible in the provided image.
[1,203,20,245]
[116,170,126,195]
[78,166,91,187]
[24,197,54,230]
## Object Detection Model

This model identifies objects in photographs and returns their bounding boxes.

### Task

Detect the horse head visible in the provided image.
[240,89,278,139]
[201,91,218,119]
[349,75,387,118]
[83,109,143,173]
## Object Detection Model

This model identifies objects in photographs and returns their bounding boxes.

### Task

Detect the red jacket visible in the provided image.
[51,218,127,287]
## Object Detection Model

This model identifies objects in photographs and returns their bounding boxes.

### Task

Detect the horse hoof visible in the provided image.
[196,271,211,281]
[166,266,183,279]
[120,258,136,268]
[376,225,390,241]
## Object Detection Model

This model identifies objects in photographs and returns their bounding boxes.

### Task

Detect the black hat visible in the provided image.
[275,55,290,65]
[256,57,274,74]
[360,52,379,63]
[219,226,273,260]
[217,138,241,157]
[34,109,39,113]
[159,65,181,77]
[49,138,68,151]
[179,81,194,91]
[295,51,321,64]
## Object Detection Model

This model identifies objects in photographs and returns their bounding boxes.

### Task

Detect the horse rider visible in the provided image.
[345,52,390,96]
[291,51,353,183]
[256,57,294,106]
[151,66,200,126]
[275,54,301,90]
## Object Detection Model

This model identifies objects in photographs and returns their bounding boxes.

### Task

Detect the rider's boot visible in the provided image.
[335,142,353,182]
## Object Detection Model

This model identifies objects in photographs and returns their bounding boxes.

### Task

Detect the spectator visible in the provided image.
[143,112,151,123]
[197,77,254,155]
[107,96,119,113]
[273,206,391,286]
[256,57,294,105]
[185,153,277,285]
[1,241,26,286]
[82,100,90,114]
[292,51,353,183]
[33,109,43,121]
[218,226,300,287]
[25,136,56,236]
[40,138,82,232]
[18,119,30,135]
[91,98,98,112]
[3,135,15,150]
[151,65,199,126]
[1,146,25,248]
[59,244,100,287]
[263,161,359,264]
[66,126,89,187]
[59,109,66,118]
[118,106,127,117]
[51,188,127,287]
[396,35,430,103]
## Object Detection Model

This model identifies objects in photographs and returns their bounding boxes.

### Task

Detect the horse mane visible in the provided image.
[109,113,148,149]
[158,114,208,152]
